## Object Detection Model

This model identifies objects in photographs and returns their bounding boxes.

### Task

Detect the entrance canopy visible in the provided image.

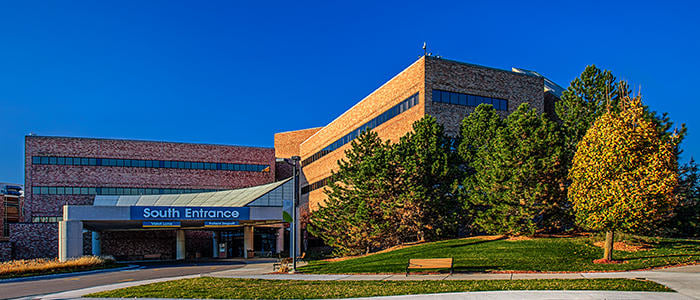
[59,178,294,261]
[92,178,292,208]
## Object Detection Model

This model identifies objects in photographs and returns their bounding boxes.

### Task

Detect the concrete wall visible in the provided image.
[425,57,545,136]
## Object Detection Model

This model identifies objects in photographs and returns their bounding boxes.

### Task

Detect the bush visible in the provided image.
[0,256,111,278]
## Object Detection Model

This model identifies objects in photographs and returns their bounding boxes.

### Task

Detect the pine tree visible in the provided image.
[555,65,623,170]
[307,131,400,255]
[394,116,463,241]
[569,94,680,261]
[660,159,700,238]
[460,104,567,235]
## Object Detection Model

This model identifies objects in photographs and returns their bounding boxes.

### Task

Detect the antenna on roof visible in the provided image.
[422,42,427,56]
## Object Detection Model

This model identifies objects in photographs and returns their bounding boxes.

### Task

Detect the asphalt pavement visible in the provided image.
[0,260,247,299]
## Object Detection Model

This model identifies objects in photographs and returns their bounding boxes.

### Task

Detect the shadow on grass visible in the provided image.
[446,237,507,249]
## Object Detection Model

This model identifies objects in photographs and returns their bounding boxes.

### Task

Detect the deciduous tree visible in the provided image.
[569,94,680,261]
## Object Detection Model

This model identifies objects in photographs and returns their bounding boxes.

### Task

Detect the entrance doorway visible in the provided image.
[220,230,244,258]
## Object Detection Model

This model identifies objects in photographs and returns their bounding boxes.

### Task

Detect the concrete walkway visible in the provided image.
[35,263,700,299]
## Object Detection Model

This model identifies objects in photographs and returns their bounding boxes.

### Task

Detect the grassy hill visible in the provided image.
[298,235,700,274]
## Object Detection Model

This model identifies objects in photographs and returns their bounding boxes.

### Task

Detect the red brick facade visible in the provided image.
[16,136,276,259]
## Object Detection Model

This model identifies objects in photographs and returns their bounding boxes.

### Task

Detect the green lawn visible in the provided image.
[299,236,700,274]
[86,277,671,299]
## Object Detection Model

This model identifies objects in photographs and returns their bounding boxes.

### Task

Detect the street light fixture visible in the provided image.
[276,155,300,273]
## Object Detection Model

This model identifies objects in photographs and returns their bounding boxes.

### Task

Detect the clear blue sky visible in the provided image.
[1,1,698,184]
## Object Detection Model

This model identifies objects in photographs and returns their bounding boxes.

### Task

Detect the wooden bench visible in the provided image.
[406,258,453,276]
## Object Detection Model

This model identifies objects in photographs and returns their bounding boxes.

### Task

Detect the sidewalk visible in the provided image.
[37,263,700,299]
[208,263,700,299]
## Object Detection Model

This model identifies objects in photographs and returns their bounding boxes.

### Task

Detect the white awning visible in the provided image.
[92,178,292,208]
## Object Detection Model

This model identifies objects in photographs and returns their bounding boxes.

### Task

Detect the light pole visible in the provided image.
[276,155,300,273]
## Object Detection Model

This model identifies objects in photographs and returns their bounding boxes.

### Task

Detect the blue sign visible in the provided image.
[204,221,239,227]
[130,206,250,220]
[143,221,181,228]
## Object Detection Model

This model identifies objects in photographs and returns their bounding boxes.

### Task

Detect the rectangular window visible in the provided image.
[49,157,57,164]
[89,158,97,166]
[32,156,41,164]
[57,187,65,195]
[432,90,441,103]
[450,92,459,104]
[65,187,73,194]
[41,187,49,195]
[48,187,56,195]
[145,160,153,168]
[178,161,185,169]
[57,157,65,165]
[164,161,171,168]
[459,94,467,106]
[79,158,88,165]
[40,157,49,164]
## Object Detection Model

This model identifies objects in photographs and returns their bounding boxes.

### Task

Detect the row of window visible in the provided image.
[301,175,333,194]
[432,89,509,111]
[32,186,220,196]
[32,216,61,223]
[32,156,270,172]
[302,93,420,166]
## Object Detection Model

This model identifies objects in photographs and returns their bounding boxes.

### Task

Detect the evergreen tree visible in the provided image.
[460,104,567,235]
[569,94,680,261]
[307,131,400,255]
[394,116,463,241]
[555,65,623,170]
[660,159,700,237]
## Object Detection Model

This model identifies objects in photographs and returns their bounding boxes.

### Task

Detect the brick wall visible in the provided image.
[274,128,322,158]
[298,57,427,210]
[21,136,277,259]
[0,241,11,261]
[24,136,276,219]
[10,223,58,259]
[425,57,545,136]
[102,230,176,260]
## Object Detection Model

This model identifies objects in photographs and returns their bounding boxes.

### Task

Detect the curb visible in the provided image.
[0,264,141,284]
[36,274,202,299]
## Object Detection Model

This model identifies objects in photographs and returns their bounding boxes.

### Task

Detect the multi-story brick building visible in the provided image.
[275,56,560,211]
[14,136,277,260]
[3,55,560,261]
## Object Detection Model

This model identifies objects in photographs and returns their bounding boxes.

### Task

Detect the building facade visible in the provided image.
[279,56,557,211]
[14,136,276,260]
[3,55,560,261]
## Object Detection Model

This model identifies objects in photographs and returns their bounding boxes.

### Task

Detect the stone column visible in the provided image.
[91,231,101,256]
[276,227,285,254]
[58,220,83,262]
[176,230,186,260]
[243,226,254,259]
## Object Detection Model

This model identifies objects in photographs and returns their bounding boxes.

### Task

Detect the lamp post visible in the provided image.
[276,155,300,273]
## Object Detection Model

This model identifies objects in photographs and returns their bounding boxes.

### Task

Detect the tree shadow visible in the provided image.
[446,236,507,248]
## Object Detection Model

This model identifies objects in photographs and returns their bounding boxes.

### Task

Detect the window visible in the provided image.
[30,156,269,173]
[302,92,419,166]
[431,89,508,112]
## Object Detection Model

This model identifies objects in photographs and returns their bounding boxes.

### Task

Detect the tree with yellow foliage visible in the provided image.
[569,94,680,261]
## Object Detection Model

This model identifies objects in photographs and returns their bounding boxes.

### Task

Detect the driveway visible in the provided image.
[1,260,247,299]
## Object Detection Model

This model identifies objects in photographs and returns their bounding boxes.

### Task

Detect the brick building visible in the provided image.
[12,136,277,260]
[275,56,560,211]
[3,55,561,261]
